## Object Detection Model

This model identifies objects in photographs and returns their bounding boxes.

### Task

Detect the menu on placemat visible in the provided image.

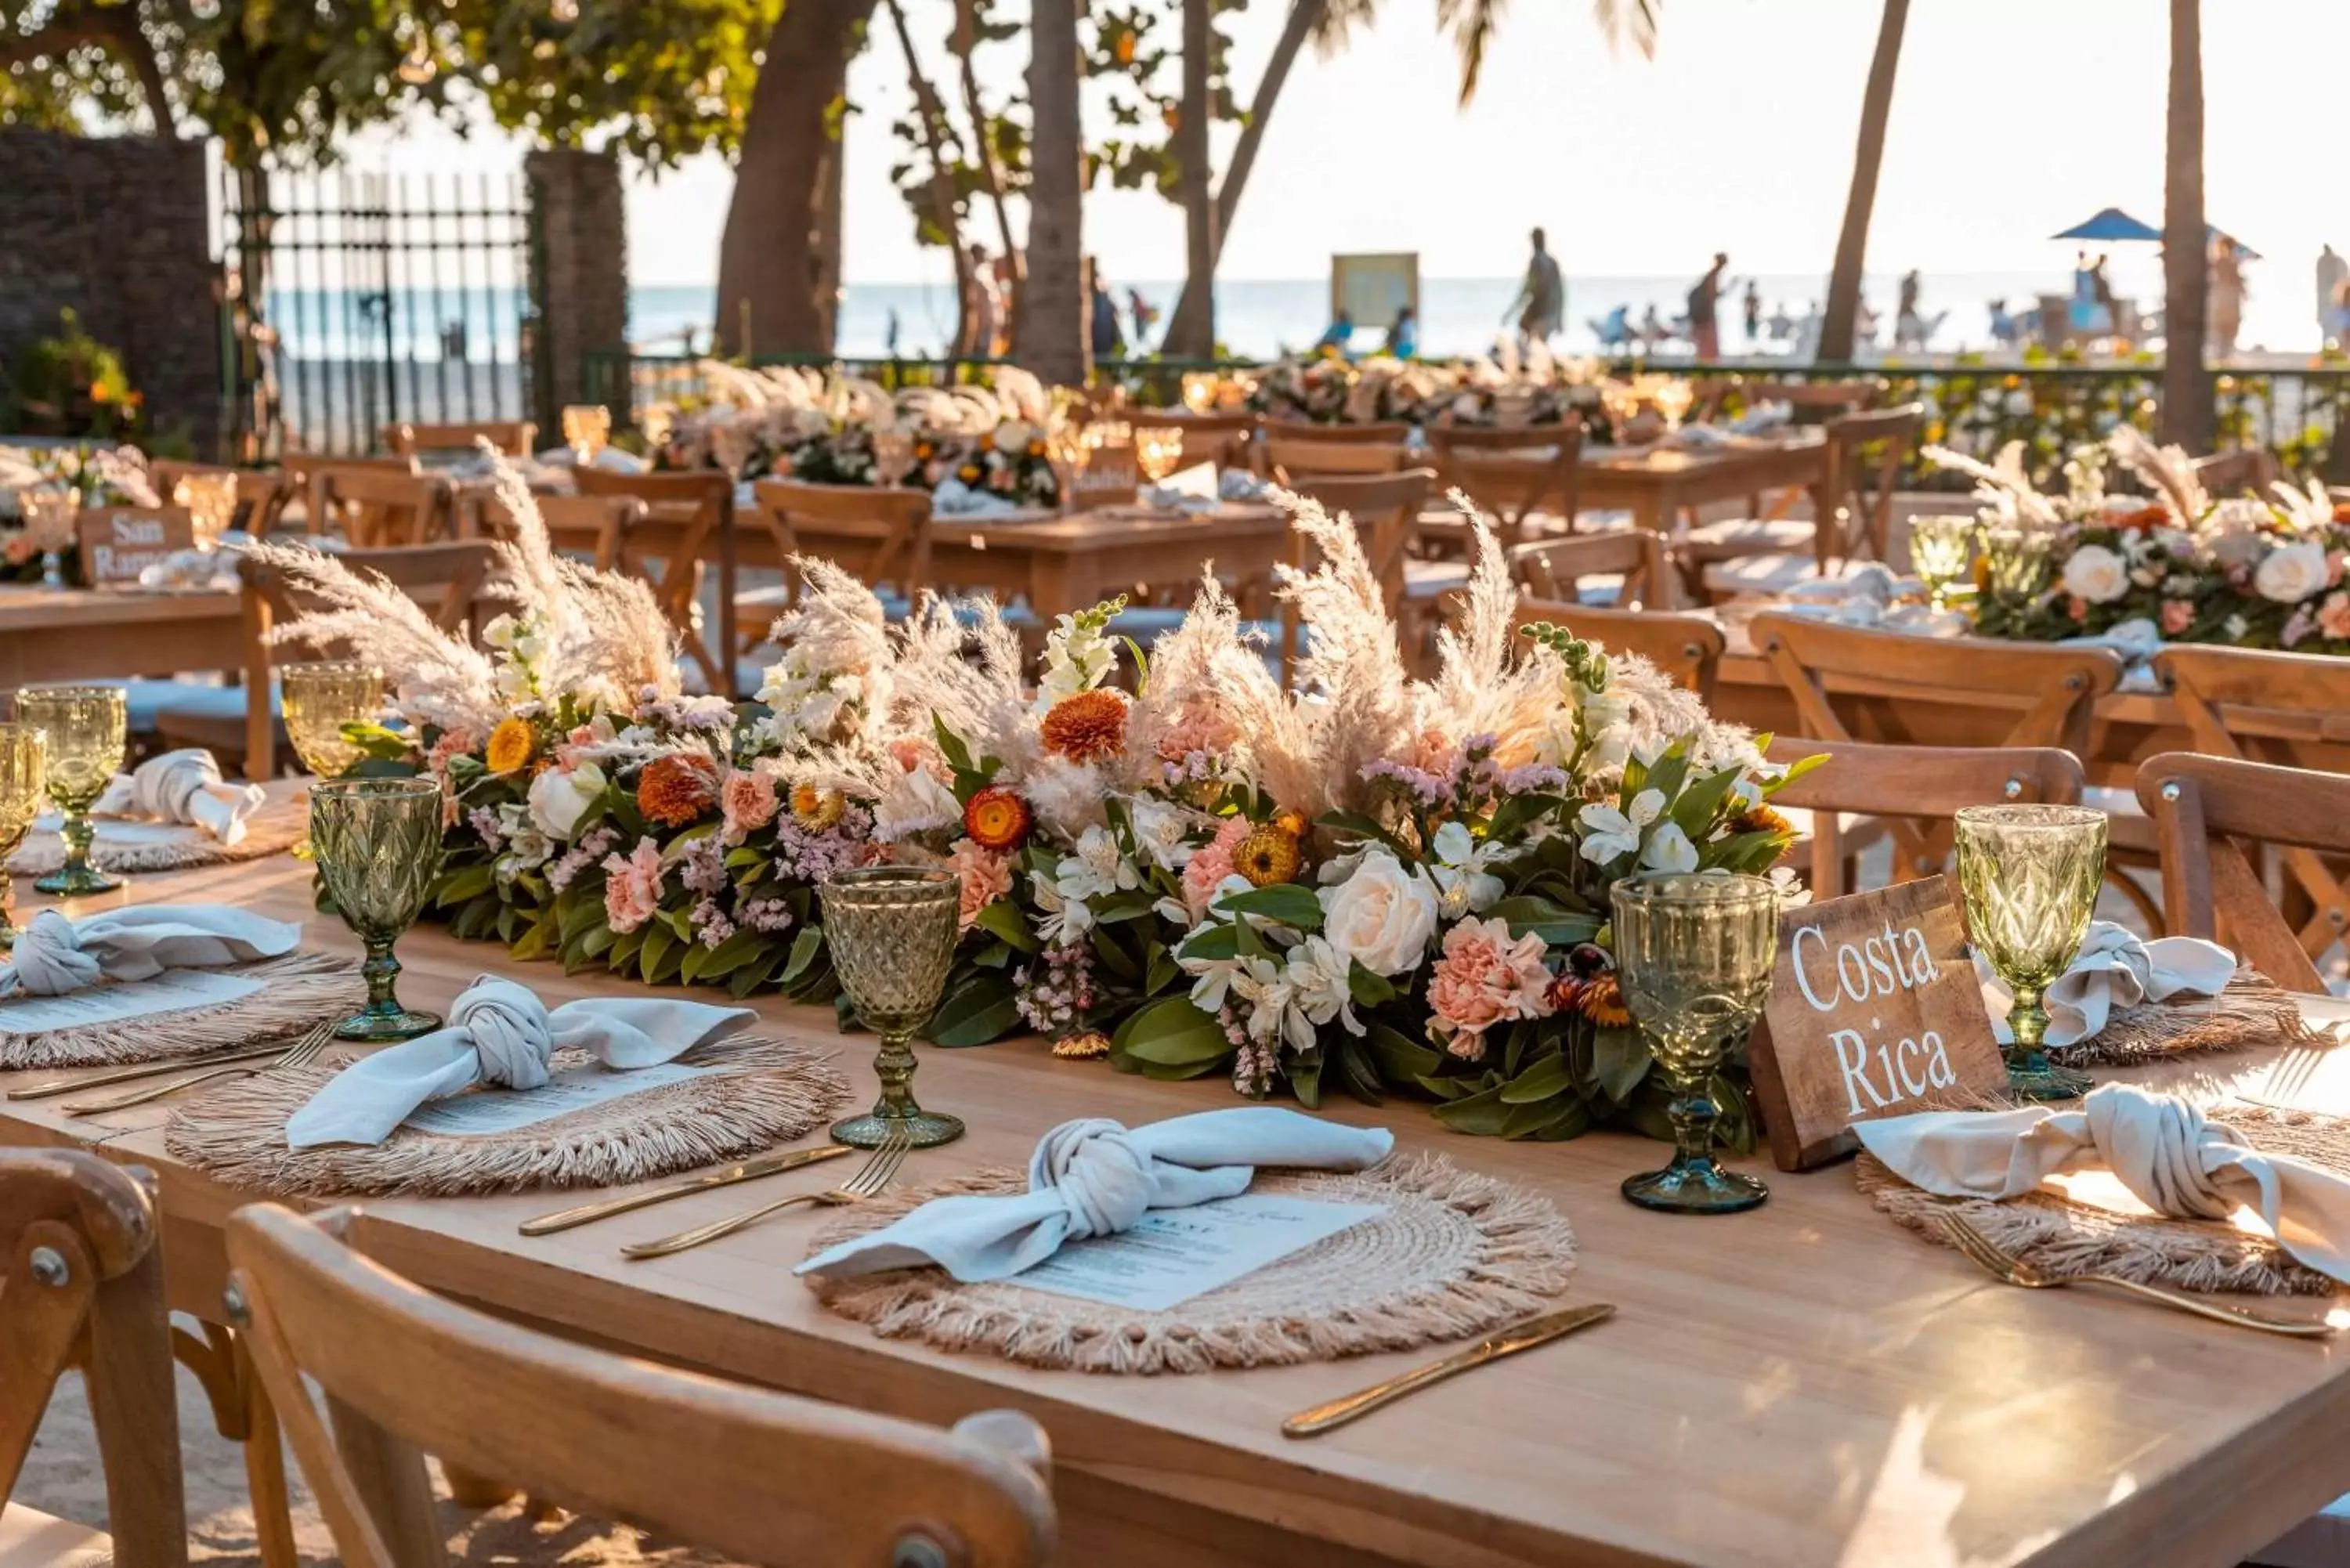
[1011,1193,1385,1313]
[400,1060,710,1136]
[0,969,263,1034]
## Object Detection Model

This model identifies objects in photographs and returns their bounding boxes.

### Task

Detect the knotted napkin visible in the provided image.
[91,750,267,844]
[0,906,300,999]
[795,1106,1395,1283]
[1855,1082,2350,1285]
[284,974,754,1148]
[1977,919,2236,1047]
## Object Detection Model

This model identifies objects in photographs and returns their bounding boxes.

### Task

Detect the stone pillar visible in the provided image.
[0,128,218,456]
[525,148,629,433]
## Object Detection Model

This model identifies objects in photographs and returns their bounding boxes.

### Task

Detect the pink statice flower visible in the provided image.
[1425,916,1556,1061]
[719,768,779,845]
[948,836,1014,930]
[2322,591,2350,641]
[1182,815,1255,920]
[600,836,667,934]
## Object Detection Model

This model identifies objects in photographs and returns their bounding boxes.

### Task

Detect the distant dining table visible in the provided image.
[1578,430,1831,537]
[0,582,244,688]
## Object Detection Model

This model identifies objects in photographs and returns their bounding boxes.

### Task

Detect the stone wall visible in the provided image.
[0,128,218,453]
[526,148,629,428]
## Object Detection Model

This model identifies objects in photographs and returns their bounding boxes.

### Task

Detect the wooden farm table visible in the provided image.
[9,856,2350,1568]
[0,584,243,688]
[1579,434,1831,536]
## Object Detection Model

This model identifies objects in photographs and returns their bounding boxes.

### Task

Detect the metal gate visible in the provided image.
[218,166,537,458]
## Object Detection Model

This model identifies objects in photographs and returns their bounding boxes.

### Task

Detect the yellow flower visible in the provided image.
[1234,825,1301,887]
[790,783,846,830]
[1053,1029,1112,1060]
[484,717,535,775]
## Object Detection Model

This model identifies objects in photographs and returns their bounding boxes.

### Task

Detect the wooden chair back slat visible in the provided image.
[1509,530,1669,609]
[1694,378,1883,422]
[2,1149,185,1568]
[1817,402,1925,568]
[2135,752,2350,994]
[225,1205,1055,1568]
[476,493,642,573]
[1265,439,1411,482]
[2189,446,2276,500]
[1137,410,1260,470]
[151,461,291,535]
[1441,425,1584,550]
[1515,601,1725,699]
[1277,469,1435,682]
[386,421,537,457]
[573,468,739,688]
[748,477,935,626]
[308,469,454,549]
[1261,419,1411,444]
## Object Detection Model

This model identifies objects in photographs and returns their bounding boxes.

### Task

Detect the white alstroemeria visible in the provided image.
[492,804,551,882]
[1029,867,1096,947]
[1766,865,1813,908]
[1227,956,1309,1052]
[1578,789,1666,865]
[1428,820,1506,917]
[1285,936,1363,1037]
[1180,949,1249,1012]
[526,760,606,840]
[1153,893,1195,928]
[1640,820,1700,874]
[1031,606,1119,714]
[1124,795,1196,871]
[1054,824,1140,902]
[1729,775,1766,812]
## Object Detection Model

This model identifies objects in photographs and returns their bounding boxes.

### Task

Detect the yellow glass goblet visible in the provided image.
[1955,804,2107,1101]
[1906,514,1979,611]
[281,661,385,780]
[0,724,47,947]
[820,866,964,1149]
[562,403,612,466]
[309,776,445,1042]
[16,685,125,896]
[1135,426,1185,486]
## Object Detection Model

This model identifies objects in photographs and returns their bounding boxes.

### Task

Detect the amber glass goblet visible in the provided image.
[821,866,964,1149]
[280,660,384,780]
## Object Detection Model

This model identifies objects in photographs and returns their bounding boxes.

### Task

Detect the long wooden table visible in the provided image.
[0,584,243,688]
[1578,435,1831,537]
[10,854,2350,1567]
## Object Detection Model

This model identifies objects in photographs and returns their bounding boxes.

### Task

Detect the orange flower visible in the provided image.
[1039,688,1128,763]
[1731,803,1791,839]
[1053,1029,1112,1060]
[963,786,1032,851]
[484,717,535,775]
[88,381,112,404]
[2114,504,2169,531]
[1272,807,1309,840]
[1576,972,1631,1030]
[790,783,845,830]
[1234,825,1301,887]
[637,753,719,827]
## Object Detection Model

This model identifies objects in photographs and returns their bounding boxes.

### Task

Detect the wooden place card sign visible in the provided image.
[1745,876,2007,1172]
[78,506,195,587]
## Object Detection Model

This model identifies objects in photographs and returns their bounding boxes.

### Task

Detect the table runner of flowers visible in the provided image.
[272,458,1813,1147]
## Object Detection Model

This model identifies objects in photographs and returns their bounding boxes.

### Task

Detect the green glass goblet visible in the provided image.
[820,865,964,1149]
[309,776,445,1042]
[1612,872,1781,1215]
[0,723,46,946]
[18,685,127,896]
[1906,513,1978,611]
[1955,804,2106,1100]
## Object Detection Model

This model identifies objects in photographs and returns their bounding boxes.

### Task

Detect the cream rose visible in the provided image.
[993,419,1036,454]
[2254,540,2330,605]
[2059,543,2131,605]
[1318,849,1441,977]
[526,761,606,840]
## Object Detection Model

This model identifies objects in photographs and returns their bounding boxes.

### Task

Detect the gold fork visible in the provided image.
[1940,1212,2337,1338]
[62,1021,336,1117]
[621,1125,913,1261]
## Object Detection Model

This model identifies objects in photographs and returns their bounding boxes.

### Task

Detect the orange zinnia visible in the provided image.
[638,753,719,827]
[1039,688,1128,763]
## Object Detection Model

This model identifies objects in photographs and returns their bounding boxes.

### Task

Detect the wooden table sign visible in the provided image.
[78,505,195,587]
[1744,877,2008,1172]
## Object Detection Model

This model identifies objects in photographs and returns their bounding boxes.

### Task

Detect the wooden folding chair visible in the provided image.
[1438,433,1584,551]
[1766,735,2084,901]
[225,1203,1056,1568]
[2156,645,2350,963]
[1681,402,1925,602]
[1260,419,1410,445]
[308,468,454,549]
[1264,438,1411,482]
[2189,446,2276,501]
[386,420,538,459]
[746,479,935,642]
[1,1149,185,1568]
[1510,529,1674,609]
[574,467,739,694]
[1278,468,1435,682]
[475,492,642,573]
[2136,752,2350,994]
[1516,602,1725,699]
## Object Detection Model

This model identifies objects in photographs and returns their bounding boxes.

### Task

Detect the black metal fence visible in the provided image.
[219,168,538,457]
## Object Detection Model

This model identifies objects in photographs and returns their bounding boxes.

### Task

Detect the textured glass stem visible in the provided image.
[60,812,93,878]
[39,551,63,591]
[2006,984,2050,1064]
[361,941,402,1013]
[869,1029,925,1122]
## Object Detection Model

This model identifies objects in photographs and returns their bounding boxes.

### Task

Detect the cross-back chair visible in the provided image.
[225,1203,1056,1568]
[1765,735,2085,901]
[1693,378,1883,423]
[1276,468,1435,682]
[1510,528,1673,609]
[1264,437,1411,482]
[474,492,645,573]
[1,1149,184,1568]
[1679,402,1925,602]
[307,468,454,549]
[1439,431,1584,551]
[2189,446,2277,501]
[386,421,538,459]
[2136,752,2350,995]
[574,466,739,692]
[747,477,935,633]
[1515,603,1726,699]
[2156,645,2350,963]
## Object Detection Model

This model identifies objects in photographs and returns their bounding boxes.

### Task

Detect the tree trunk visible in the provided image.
[1163,0,1322,358]
[715,0,870,356]
[2162,0,2211,450]
[1817,0,1907,363]
[954,0,1024,324]
[1166,0,1216,359]
[1018,0,1087,384]
[886,0,974,355]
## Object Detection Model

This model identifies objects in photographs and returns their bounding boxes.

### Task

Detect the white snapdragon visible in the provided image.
[1032,605,1119,714]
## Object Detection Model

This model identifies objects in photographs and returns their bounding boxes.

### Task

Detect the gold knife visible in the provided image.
[1281,1303,1616,1439]
[8,1041,302,1101]
[518,1143,854,1237]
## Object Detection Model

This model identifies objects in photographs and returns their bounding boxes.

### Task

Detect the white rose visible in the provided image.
[526,761,605,840]
[2253,540,2330,605]
[2059,544,2131,605]
[1317,848,1440,977]
[994,419,1036,454]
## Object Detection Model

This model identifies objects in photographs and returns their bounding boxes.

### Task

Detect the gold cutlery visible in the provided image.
[519,1143,855,1237]
[1940,1212,2337,1338]
[1281,1302,1618,1438]
[621,1125,912,1261]
[9,1035,312,1101]
[61,1021,335,1117]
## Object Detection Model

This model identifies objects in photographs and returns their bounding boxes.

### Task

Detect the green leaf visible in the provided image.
[779,925,826,985]
[1331,1035,1385,1105]
[1111,995,1235,1068]
[639,923,675,985]
[1177,922,1238,962]
[933,713,975,775]
[1090,925,1141,979]
[728,948,786,998]
[508,914,557,963]
[972,900,1041,953]
[1499,1050,1574,1104]
[1590,1028,1653,1102]
[1484,894,1600,947]
[1670,766,1743,839]
[1090,888,1160,923]
[1314,809,1411,858]
[1144,942,1180,996]
[1347,961,1396,1009]
[1431,1081,1513,1136]
[1485,792,1565,842]
[1364,1020,1442,1083]
[690,927,766,985]
[1212,882,1323,929]
[924,972,1021,1047]
[433,864,494,909]
[1290,1053,1323,1109]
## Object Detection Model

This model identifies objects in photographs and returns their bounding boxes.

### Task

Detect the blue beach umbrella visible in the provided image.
[2051,208,2162,243]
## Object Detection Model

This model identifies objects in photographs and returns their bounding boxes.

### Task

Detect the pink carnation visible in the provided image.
[2160,599,2194,635]
[2322,591,2350,642]
[601,836,667,934]
[425,728,477,778]
[1182,815,1256,919]
[1426,916,1556,1061]
[719,769,779,845]
[949,837,1014,930]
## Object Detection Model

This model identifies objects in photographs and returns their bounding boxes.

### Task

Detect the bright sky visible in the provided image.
[345,0,2348,296]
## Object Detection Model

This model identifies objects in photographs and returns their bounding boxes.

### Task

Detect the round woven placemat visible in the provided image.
[0,954,363,1071]
[11,794,308,876]
[2049,970,2323,1069]
[165,1035,850,1198]
[1858,1103,2350,1297]
[802,1152,1578,1375]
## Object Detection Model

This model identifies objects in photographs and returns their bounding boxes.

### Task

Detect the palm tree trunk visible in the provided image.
[714,0,870,356]
[1018,0,1087,384]
[1163,0,1323,357]
[886,0,974,355]
[1166,0,1217,359]
[2162,0,2211,450]
[1817,0,1907,364]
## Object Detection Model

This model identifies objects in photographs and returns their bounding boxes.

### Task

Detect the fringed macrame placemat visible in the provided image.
[165,1036,850,1198]
[1858,1103,2350,1298]
[2049,969,2323,1068]
[802,1152,1578,1375]
[0,954,363,1071]
[9,793,309,877]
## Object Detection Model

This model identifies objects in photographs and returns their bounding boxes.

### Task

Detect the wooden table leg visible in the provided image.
[173,1319,299,1568]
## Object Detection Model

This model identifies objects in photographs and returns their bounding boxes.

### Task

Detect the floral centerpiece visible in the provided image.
[1437,344,1601,431]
